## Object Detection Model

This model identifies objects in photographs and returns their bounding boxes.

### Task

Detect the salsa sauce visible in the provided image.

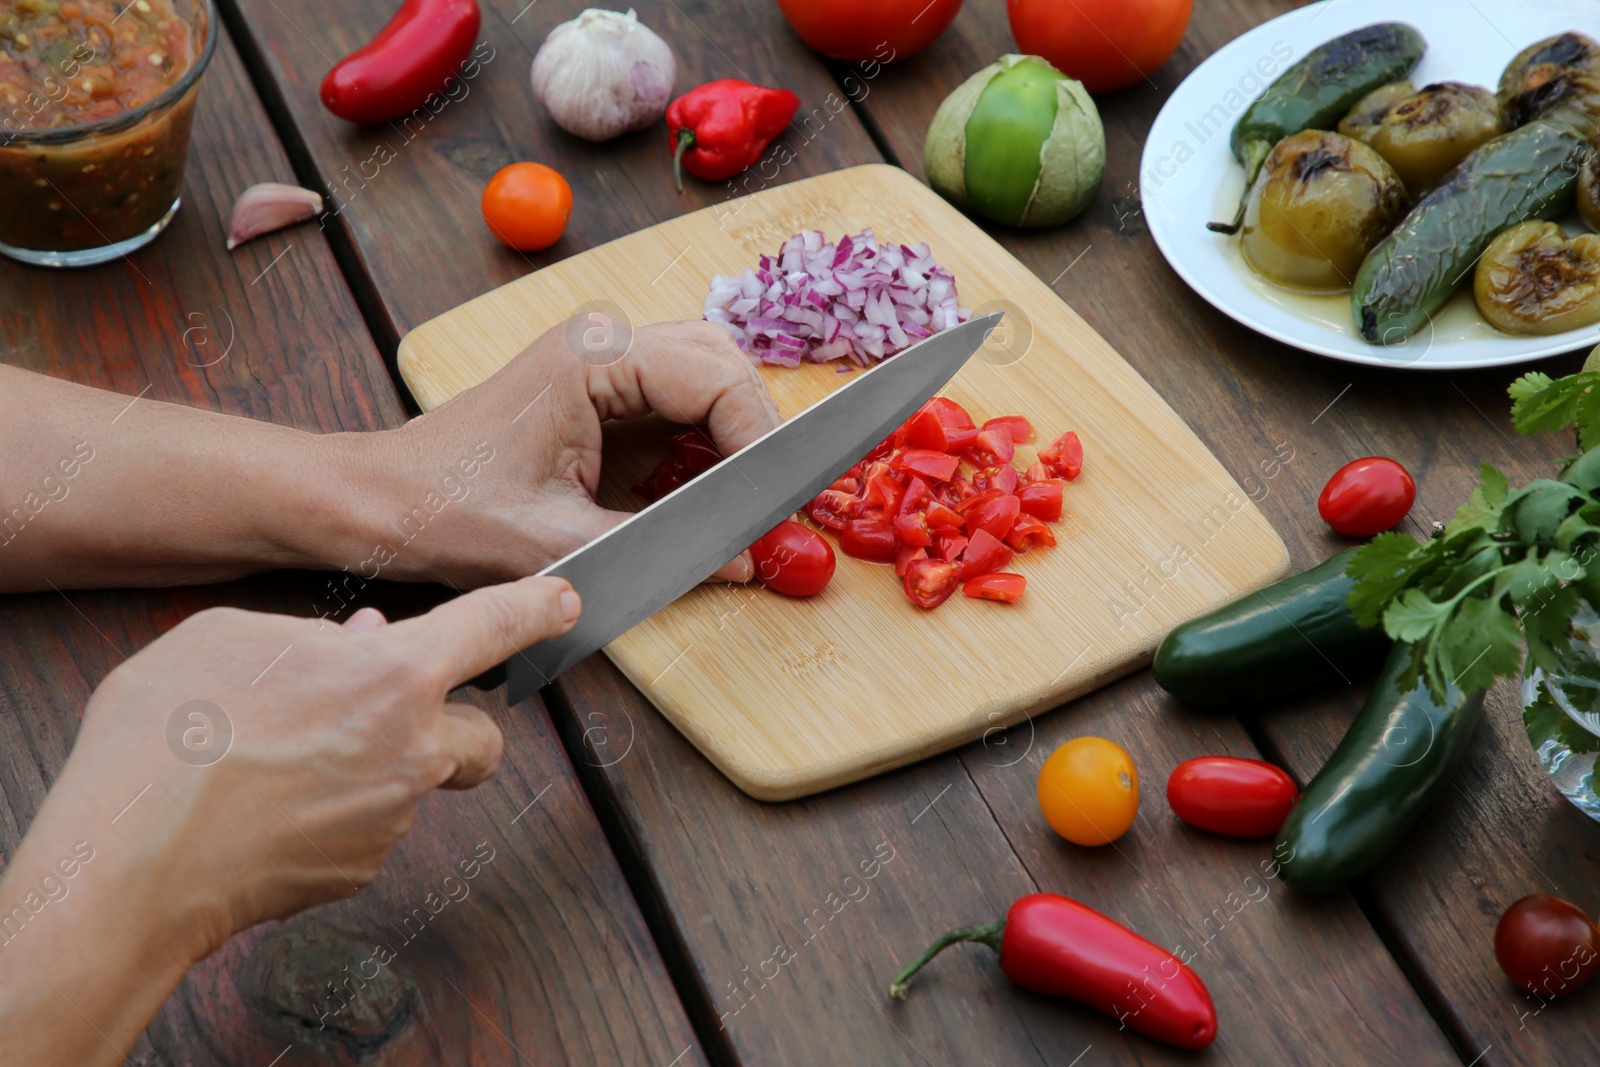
[0,0,204,254]
[2,0,192,131]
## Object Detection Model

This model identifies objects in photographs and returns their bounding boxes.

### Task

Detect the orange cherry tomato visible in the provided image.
[481,162,572,251]
[1037,737,1140,846]
[1007,0,1193,93]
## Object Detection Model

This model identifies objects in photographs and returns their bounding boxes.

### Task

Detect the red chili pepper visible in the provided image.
[665,79,800,193]
[888,893,1217,1050]
[320,0,481,124]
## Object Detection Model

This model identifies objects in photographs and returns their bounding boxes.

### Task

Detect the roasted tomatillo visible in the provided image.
[1580,155,1600,233]
[1499,32,1600,132]
[1475,221,1600,336]
[1339,81,1502,192]
[1241,130,1407,292]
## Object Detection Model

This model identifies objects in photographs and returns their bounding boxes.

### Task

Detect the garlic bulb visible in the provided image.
[531,8,676,141]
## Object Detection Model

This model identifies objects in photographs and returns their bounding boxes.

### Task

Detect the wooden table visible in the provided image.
[2,1,1595,1063]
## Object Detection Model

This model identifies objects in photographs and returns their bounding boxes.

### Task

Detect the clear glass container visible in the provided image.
[1521,606,1600,822]
[0,0,216,267]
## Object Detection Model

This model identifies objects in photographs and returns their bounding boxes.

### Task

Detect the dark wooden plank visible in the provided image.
[0,25,701,1067]
[219,0,884,353]
[858,0,1600,1064]
[221,0,1487,1062]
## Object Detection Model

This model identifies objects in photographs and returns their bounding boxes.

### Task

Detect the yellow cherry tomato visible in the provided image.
[1037,737,1139,846]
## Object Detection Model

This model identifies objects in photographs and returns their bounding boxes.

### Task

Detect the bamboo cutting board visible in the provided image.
[399,164,1288,801]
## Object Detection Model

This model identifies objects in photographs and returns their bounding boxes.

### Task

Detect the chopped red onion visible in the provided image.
[703,229,970,368]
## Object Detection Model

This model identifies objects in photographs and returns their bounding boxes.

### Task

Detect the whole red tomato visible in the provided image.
[1166,757,1298,838]
[1494,895,1600,997]
[751,520,836,597]
[775,0,964,63]
[1007,0,1192,93]
[1318,457,1416,537]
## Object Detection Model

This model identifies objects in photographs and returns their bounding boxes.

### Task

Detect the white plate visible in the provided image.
[1141,0,1600,370]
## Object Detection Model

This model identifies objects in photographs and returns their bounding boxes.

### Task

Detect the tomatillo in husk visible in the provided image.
[924,54,1105,228]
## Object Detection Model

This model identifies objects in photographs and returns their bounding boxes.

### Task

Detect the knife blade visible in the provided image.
[494,311,1000,703]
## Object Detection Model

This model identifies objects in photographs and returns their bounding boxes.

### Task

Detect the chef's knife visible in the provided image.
[482,312,1000,703]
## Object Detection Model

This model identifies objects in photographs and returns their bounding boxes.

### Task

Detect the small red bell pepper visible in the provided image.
[888,893,1217,1050]
[666,79,800,192]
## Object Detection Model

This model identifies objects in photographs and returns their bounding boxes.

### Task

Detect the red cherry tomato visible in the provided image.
[1017,479,1064,521]
[1318,457,1416,537]
[750,520,835,597]
[1004,514,1057,552]
[904,557,962,608]
[984,415,1035,444]
[841,518,900,562]
[892,448,961,482]
[321,0,481,124]
[1037,431,1083,480]
[960,528,1014,579]
[1006,0,1192,93]
[964,572,1026,602]
[1166,757,1298,838]
[775,0,964,62]
[1495,895,1600,997]
[965,493,1021,541]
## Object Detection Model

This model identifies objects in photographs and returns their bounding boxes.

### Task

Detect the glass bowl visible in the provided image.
[0,0,217,267]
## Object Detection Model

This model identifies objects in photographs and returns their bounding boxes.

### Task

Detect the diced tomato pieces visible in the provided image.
[893,512,933,549]
[963,572,1026,603]
[864,435,896,463]
[960,528,1014,579]
[1017,480,1065,521]
[904,558,962,609]
[631,467,684,501]
[892,449,961,482]
[975,465,1021,495]
[983,415,1034,444]
[937,476,979,508]
[861,471,907,520]
[671,430,724,475]
[903,408,950,451]
[1038,431,1083,480]
[827,473,862,495]
[955,487,1004,514]
[965,494,1021,541]
[894,544,926,577]
[1004,514,1057,551]
[963,427,1016,467]
[1025,461,1051,483]
[926,502,965,530]
[934,531,969,562]
[899,475,932,517]
[923,397,975,431]
[806,489,859,530]
[840,518,899,562]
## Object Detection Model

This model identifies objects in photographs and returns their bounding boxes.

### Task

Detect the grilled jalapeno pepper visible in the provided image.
[1152,548,1391,706]
[1351,120,1589,344]
[1208,22,1425,234]
[1277,641,1485,895]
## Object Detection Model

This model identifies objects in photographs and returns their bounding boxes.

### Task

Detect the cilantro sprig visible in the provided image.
[1344,366,1600,753]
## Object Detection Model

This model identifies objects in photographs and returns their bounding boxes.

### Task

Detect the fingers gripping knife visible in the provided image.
[465,313,1001,700]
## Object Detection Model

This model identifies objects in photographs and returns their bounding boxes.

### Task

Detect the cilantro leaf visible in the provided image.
[1448,463,1509,536]
[1442,595,1525,695]
[1524,679,1600,756]
[1509,370,1600,447]
[1346,533,1433,628]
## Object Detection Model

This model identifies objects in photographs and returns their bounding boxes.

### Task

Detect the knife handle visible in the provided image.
[465,662,507,691]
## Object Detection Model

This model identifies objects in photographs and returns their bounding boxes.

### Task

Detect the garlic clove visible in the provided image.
[226,182,324,250]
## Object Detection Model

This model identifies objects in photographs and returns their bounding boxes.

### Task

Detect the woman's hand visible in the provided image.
[0,575,578,1065]
[340,318,781,589]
